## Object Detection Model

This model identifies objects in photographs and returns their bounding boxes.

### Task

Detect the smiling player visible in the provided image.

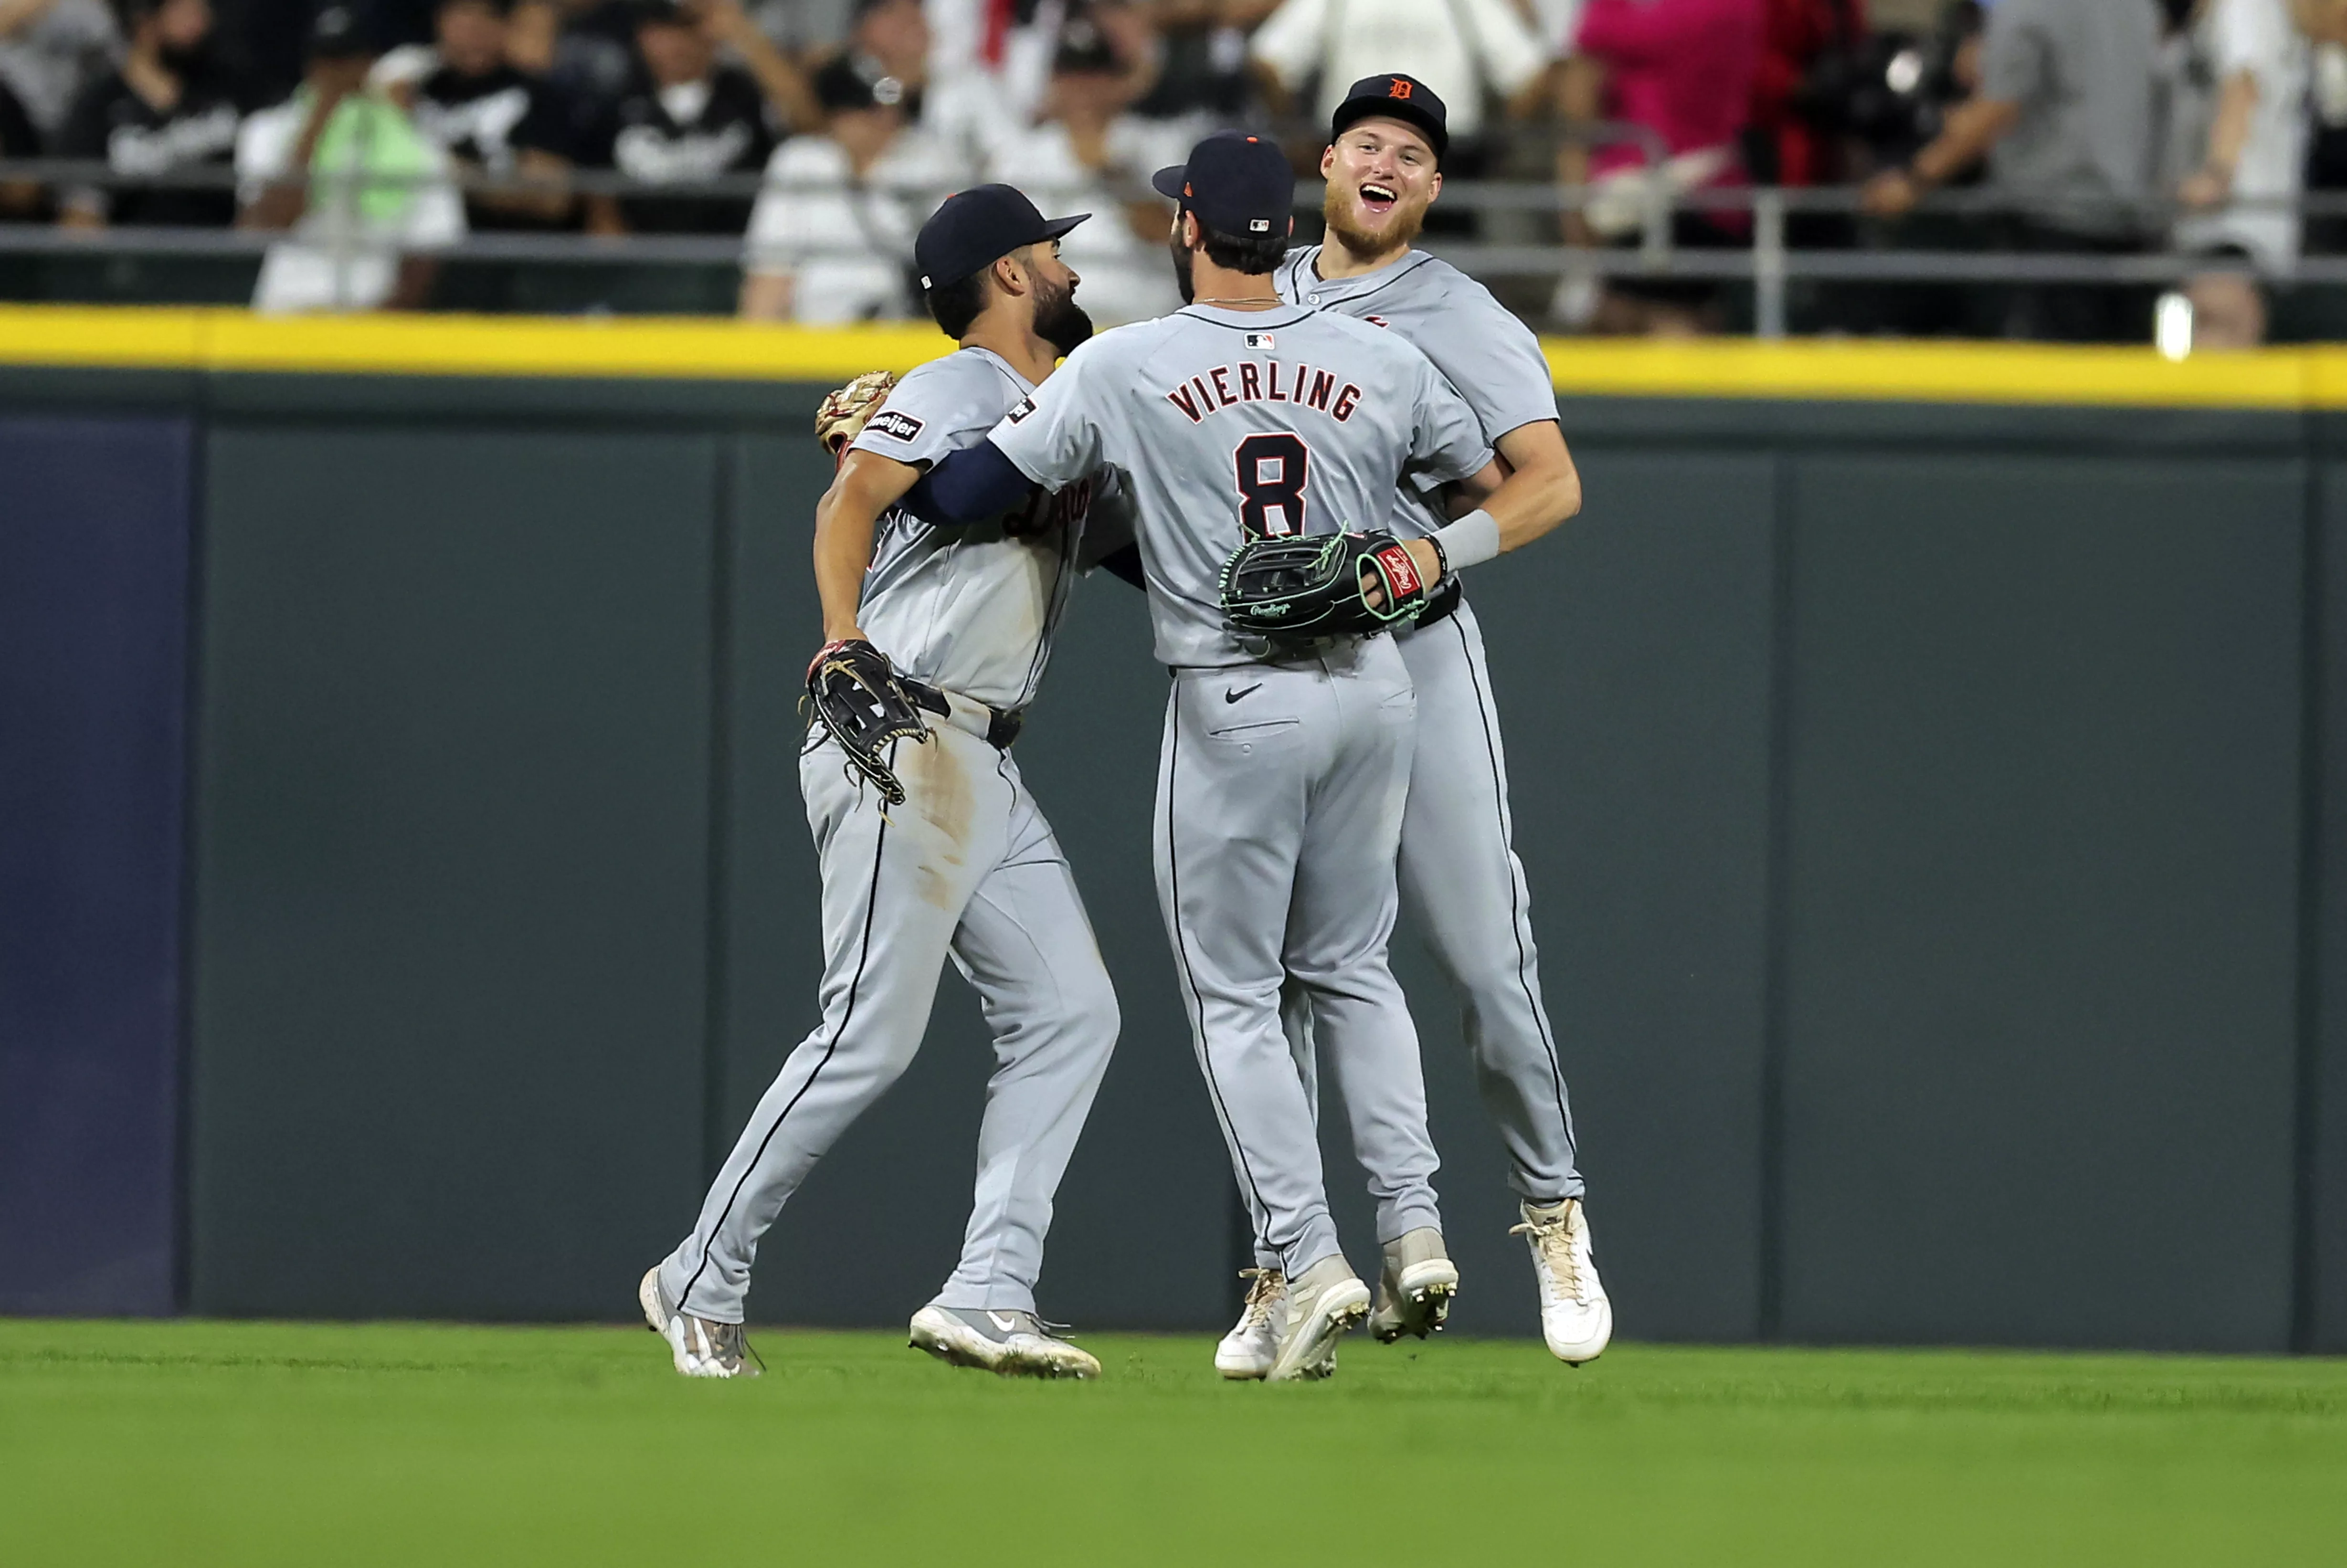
[1216,75,1610,1376]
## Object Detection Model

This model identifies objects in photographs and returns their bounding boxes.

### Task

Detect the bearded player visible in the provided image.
[639,187,1127,1381]
[1217,75,1610,1376]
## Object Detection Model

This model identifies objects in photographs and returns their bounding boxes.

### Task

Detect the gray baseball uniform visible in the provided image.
[1273,245,1585,1210]
[988,302,1493,1276]
[658,346,1120,1326]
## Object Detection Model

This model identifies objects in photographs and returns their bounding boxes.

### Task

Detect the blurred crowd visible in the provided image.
[3,0,2347,341]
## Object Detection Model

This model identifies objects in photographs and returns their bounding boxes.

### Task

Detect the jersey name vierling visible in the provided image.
[1164,361,1365,425]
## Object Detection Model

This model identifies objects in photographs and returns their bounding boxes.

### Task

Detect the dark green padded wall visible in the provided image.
[189,425,719,1317]
[8,356,2305,1347]
[2316,462,2347,1354]
[1776,453,2305,1350]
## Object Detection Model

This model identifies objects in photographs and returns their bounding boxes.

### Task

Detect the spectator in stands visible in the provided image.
[1561,0,1765,335]
[1747,0,1869,188]
[738,50,957,319]
[923,0,1066,145]
[54,0,246,232]
[409,0,580,228]
[0,72,41,218]
[1249,0,1548,185]
[983,5,1182,323]
[236,2,468,310]
[1128,0,1278,126]
[515,0,638,107]
[1861,0,2161,342]
[838,0,930,114]
[2167,0,2340,347]
[0,0,118,139]
[579,0,813,235]
[747,0,852,58]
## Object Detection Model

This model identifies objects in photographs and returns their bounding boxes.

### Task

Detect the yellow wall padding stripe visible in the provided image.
[3,303,2344,409]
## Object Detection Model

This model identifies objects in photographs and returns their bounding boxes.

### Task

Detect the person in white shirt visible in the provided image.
[234,4,467,314]
[980,9,1185,324]
[2173,0,2343,345]
[0,0,117,138]
[1248,0,1549,162]
[740,51,962,320]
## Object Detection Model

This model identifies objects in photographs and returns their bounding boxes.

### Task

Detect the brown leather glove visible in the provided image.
[814,370,900,463]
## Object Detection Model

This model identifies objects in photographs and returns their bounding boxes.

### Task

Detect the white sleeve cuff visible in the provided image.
[1431,509,1501,573]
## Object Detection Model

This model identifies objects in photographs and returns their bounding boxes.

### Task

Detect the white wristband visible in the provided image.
[1431,509,1500,573]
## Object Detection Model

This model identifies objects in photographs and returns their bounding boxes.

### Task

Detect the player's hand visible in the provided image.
[1359,538,1443,611]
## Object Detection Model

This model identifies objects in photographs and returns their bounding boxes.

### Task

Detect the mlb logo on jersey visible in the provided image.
[867,409,926,442]
[1007,396,1038,424]
[1246,333,1275,351]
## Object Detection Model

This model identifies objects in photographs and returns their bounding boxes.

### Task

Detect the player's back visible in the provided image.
[1275,248,1559,538]
[848,346,1097,711]
[995,302,1490,668]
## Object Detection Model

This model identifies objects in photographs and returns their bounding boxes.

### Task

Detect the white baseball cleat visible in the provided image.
[909,1305,1101,1380]
[1214,1267,1287,1380]
[1512,1198,1612,1364]
[1264,1255,1372,1383]
[1369,1228,1460,1343]
[639,1266,761,1379]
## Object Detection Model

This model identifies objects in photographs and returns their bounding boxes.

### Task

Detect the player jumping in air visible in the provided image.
[901,132,1575,1380]
[640,186,1128,1381]
[1220,75,1608,1375]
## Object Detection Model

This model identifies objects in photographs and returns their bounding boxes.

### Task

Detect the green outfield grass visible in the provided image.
[2,1320,2342,1566]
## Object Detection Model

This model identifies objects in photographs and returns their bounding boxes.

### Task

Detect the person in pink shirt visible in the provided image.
[1562,0,1766,333]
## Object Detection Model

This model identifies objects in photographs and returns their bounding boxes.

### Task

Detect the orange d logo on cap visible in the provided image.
[1389,78,1412,99]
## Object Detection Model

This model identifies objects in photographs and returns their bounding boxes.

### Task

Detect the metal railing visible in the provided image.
[5,155,2343,335]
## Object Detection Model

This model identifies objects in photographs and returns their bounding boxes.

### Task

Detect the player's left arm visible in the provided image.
[813,450,922,642]
[1399,363,1583,581]
[1455,418,1582,549]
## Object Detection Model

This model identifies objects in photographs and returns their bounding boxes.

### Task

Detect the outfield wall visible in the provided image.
[2,309,2341,1353]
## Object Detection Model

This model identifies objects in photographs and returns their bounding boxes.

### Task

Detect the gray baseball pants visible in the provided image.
[1258,600,1584,1266]
[1156,634,1442,1279]
[660,701,1118,1325]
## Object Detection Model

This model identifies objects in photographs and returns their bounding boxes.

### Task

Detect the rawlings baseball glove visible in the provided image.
[806,638,929,805]
[1218,531,1435,646]
[814,370,900,459]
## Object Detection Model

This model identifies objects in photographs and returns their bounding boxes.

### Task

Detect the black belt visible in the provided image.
[1414,576,1464,632]
[903,679,1023,749]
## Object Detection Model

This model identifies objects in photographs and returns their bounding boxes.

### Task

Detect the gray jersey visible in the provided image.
[1275,248,1558,538]
[846,346,1117,710]
[988,303,1492,668]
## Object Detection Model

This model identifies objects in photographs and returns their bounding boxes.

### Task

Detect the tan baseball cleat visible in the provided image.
[1369,1227,1460,1342]
[1264,1255,1372,1382]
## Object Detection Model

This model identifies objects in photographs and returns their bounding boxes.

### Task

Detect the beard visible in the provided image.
[1322,182,1426,263]
[1167,234,1196,304]
[1033,273,1094,356]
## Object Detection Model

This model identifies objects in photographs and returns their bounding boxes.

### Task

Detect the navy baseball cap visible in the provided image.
[1151,132,1296,242]
[1331,74,1449,164]
[915,185,1089,291]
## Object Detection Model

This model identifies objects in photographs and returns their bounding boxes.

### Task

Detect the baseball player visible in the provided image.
[898,132,1576,1380]
[1218,75,1609,1375]
[639,185,1126,1381]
